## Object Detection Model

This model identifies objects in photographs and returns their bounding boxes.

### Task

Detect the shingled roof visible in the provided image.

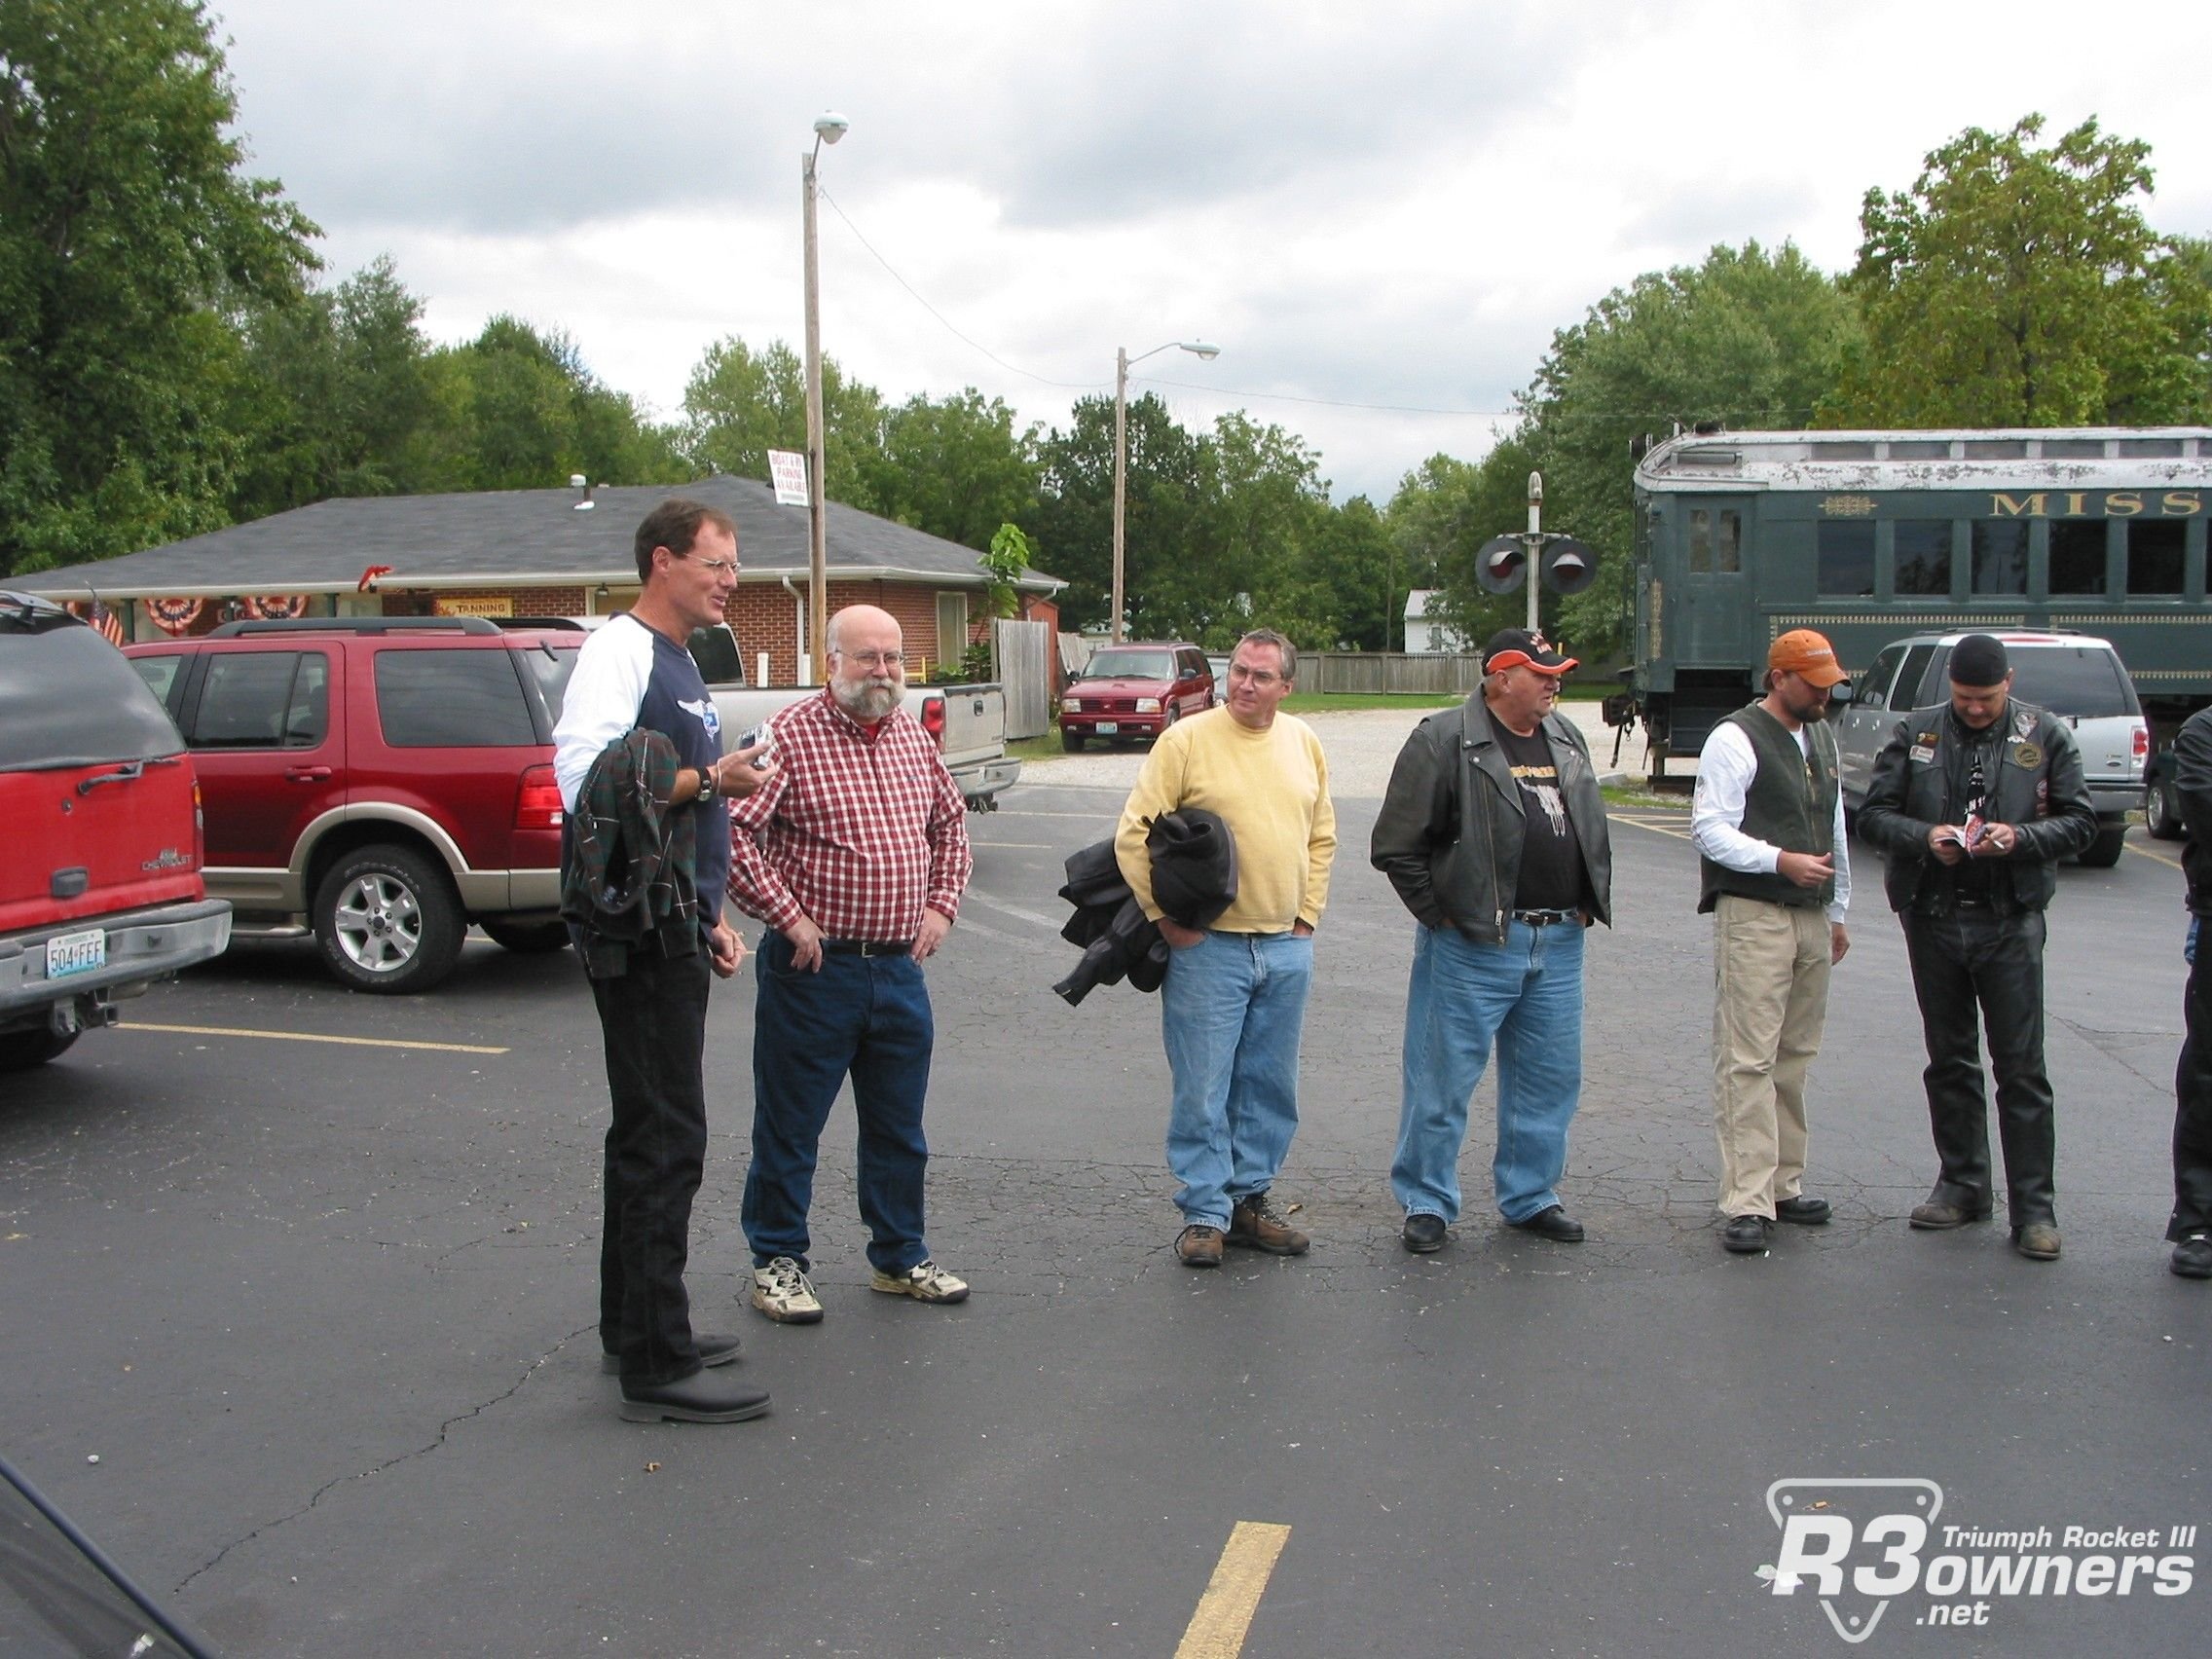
[19,475,1063,600]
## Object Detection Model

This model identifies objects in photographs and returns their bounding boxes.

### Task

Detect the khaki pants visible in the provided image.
[1712,895,1832,1218]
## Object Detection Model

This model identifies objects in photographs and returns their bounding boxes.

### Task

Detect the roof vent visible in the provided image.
[571,475,596,511]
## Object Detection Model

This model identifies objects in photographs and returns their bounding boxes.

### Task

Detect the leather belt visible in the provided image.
[819,939,913,957]
[1512,908,1580,927]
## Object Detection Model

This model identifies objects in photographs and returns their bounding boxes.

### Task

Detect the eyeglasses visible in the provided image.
[1229,665,1282,687]
[680,552,739,576]
[837,649,904,669]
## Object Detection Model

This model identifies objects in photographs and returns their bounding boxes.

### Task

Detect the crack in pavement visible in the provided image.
[170,1325,590,1595]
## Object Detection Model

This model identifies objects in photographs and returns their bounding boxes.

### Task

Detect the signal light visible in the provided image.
[1476,535,1527,595]
[1540,537,1597,596]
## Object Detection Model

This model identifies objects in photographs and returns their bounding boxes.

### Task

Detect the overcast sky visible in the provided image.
[209,0,2212,502]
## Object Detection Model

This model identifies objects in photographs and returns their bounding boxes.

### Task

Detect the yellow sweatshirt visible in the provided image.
[1113,706,1336,933]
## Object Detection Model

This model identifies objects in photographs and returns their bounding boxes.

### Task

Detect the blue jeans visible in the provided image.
[1160,930,1314,1229]
[743,933,934,1275]
[1392,920,1586,1225]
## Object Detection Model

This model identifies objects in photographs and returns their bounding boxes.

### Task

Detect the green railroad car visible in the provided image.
[1628,426,2212,780]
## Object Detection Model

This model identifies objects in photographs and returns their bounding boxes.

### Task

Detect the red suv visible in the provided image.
[125,616,581,994]
[2,592,232,1069]
[1058,643,1215,751]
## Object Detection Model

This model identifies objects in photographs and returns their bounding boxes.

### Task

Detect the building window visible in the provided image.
[2049,521,2107,596]
[1894,520,1951,596]
[1971,521,2029,595]
[935,592,969,676]
[2125,519,2186,596]
[1817,521,1874,597]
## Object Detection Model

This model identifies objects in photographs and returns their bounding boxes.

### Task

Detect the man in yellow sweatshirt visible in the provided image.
[1114,629,1338,1268]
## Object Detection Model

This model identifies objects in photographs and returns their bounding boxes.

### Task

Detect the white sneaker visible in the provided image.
[750,1256,824,1323]
[868,1259,969,1304]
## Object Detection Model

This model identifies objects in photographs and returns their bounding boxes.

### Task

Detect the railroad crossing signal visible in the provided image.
[1474,474,1596,630]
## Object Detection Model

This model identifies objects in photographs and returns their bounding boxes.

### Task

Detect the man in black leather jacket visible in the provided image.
[2166,705,2212,1279]
[1370,630,1613,1253]
[1858,634,2096,1262]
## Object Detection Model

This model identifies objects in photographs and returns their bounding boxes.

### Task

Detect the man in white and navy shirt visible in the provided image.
[553,498,773,1423]
[1691,628,1852,1255]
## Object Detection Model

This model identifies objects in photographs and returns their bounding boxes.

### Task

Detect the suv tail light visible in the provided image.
[2133,723,2150,762]
[515,764,565,829]
[194,778,206,869]
[920,695,946,750]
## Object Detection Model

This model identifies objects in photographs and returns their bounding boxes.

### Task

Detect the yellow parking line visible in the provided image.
[2128,842,2181,869]
[1613,813,1695,842]
[1175,1522,1291,1659]
[123,1022,508,1055]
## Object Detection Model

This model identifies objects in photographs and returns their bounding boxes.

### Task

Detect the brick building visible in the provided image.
[20,476,1063,684]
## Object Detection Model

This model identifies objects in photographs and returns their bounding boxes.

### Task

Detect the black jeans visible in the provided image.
[1901,907,2056,1227]
[2173,941,2212,1239]
[588,944,711,1384]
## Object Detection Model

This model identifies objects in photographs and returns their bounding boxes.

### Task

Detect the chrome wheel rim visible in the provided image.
[332,872,423,974]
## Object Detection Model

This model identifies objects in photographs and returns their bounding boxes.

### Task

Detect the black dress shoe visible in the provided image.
[2171,1233,2212,1280]
[1509,1204,1585,1242]
[618,1369,771,1423]
[1402,1212,1447,1253]
[602,1333,743,1376]
[1721,1214,1770,1254]
[1773,1195,1831,1226]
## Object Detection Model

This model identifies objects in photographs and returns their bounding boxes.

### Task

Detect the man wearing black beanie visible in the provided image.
[1859,634,2097,1261]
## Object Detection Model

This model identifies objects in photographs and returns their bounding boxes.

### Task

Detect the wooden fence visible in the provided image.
[1302,652,1486,694]
[993,618,1053,739]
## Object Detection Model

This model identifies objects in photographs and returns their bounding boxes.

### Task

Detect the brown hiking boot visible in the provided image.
[1175,1224,1224,1268]
[1227,1192,1310,1256]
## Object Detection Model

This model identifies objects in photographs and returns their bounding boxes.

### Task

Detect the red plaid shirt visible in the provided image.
[725,689,973,940]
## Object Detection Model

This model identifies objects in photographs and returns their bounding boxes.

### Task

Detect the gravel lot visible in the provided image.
[1018,694,1640,797]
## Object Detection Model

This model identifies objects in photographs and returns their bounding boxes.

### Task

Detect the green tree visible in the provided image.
[866,388,1041,551]
[1031,391,1208,636]
[1437,240,1859,659]
[1823,115,2212,427]
[1294,495,1397,650]
[0,0,320,571]
[679,335,886,508]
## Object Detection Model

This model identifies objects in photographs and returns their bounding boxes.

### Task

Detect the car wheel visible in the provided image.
[1060,728,1085,753]
[0,1025,79,1072]
[2076,826,2127,868]
[481,918,571,953]
[2147,778,2184,841]
[313,844,465,993]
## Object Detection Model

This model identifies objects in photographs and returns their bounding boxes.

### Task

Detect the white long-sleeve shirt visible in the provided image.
[1689,720,1851,924]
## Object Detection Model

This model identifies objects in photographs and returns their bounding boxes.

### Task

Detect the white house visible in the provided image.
[1402,589,1468,653]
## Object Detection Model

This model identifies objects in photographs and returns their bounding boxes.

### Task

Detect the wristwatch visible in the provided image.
[698,764,719,799]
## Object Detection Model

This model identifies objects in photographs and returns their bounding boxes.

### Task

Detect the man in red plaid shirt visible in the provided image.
[726,605,975,1323]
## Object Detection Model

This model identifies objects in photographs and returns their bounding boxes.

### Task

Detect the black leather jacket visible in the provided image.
[1370,695,1613,945]
[2174,705,2212,920]
[1858,699,2096,914]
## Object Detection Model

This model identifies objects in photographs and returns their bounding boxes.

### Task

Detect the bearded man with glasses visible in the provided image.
[726,605,975,1323]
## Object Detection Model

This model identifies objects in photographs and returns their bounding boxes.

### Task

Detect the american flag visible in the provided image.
[88,601,126,646]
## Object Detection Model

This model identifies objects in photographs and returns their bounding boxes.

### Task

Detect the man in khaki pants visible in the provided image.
[1691,630,1853,1254]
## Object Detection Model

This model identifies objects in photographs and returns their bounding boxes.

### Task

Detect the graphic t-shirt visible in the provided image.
[1493,720,1582,912]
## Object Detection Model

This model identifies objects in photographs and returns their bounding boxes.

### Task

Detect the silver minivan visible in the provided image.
[1831,630,2146,868]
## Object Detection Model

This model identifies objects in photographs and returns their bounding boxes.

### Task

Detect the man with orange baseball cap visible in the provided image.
[1692,628,1853,1255]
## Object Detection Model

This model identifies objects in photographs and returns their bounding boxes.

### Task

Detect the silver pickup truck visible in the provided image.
[688,624,1019,811]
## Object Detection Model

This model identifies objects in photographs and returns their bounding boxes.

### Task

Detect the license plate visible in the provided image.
[47,927,106,980]
[1095,721,1118,734]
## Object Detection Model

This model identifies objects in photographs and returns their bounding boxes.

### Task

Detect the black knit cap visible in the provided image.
[1948,634,2009,686]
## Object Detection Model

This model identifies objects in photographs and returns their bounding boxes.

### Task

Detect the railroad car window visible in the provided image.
[2117,439,2185,459]
[2040,439,2106,459]
[194,650,307,749]
[375,649,537,747]
[1894,521,1952,596]
[2007,648,2135,718]
[2125,520,2187,596]
[1963,440,2027,460]
[1817,521,1874,596]
[2048,521,2108,595]
[1810,442,1876,460]
[1688,509,1741,573]
[1887,440,1950,460]
[1971,521,2029,595]
[1892,645,1938,710]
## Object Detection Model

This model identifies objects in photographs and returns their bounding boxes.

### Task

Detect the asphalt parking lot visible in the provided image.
[2,759,2204,1657]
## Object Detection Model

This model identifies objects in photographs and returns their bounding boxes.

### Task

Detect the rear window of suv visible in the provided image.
[1931,644,2138,719]
[375,648,538,747]
[0,606,183,770]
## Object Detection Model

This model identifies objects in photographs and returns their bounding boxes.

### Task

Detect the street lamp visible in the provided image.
[1111,339,1220,643]
[802,111,848,683]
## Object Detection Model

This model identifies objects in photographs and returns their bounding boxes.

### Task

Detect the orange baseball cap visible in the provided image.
[1769,628,1846,688]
